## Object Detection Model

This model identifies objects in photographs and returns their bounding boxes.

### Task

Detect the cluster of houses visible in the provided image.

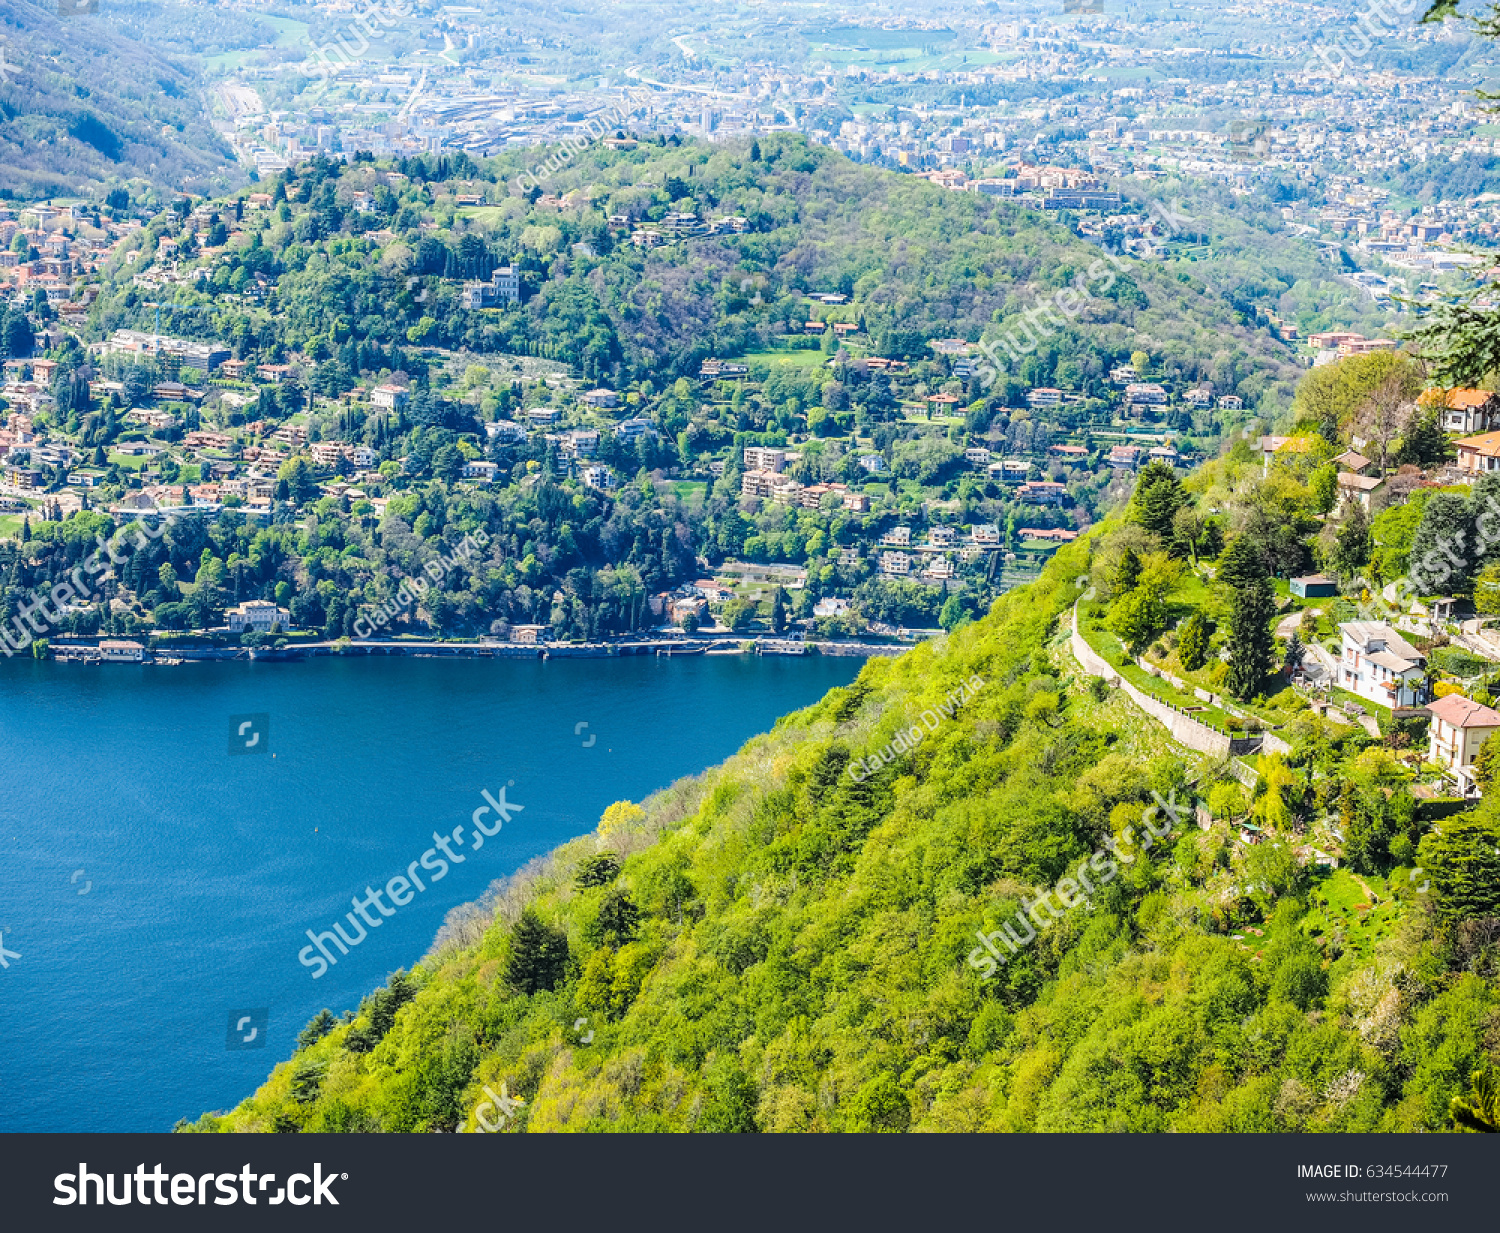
[1329,618,1500,798]
[921,342,1247,417]
[1256,386,1500,514]
[871,519,1032,580]
[739,446,872,512]
[1248,384,1500,800]
[1305,331,1399,365]
[1,358,64,424]
[621,211,750,249]
[0,203,132,325]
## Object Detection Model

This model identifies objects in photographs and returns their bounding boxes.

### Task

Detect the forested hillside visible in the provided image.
[90,135,1301,413]
[187,533,1500,1133]
[0,0,234,198]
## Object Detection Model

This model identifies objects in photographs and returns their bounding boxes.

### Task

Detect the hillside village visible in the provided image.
[0,321,1149,645]
[4,143,1500,798]
[0,141,1292,662]
[1065,366,1500,826]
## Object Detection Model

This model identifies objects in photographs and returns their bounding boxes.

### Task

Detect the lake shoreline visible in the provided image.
[37,634,914,666]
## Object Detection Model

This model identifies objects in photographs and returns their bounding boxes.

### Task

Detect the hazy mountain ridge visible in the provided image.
[0,0,234,198]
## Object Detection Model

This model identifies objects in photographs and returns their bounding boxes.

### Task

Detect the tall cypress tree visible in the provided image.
[1220,533,1276,700]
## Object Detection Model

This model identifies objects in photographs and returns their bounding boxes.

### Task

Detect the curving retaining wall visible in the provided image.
[1069,603,1276,760]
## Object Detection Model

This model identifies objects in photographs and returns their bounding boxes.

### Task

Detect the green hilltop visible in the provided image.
[89,134,1300,411]
[0,0,237,199]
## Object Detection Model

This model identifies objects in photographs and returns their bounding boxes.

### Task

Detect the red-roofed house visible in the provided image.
[1426,693,1500,795]
[1456,431,1500,477]
[1420,387,1500,435]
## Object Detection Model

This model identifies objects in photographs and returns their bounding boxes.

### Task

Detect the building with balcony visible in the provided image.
[1426,693,1500,796]
[1339,621,1427,709]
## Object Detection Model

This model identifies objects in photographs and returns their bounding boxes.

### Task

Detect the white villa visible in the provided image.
[227,600,291,634]
[1338,621,1427,709]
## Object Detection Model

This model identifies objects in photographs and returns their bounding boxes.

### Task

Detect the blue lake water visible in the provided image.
[0,653,860,1131]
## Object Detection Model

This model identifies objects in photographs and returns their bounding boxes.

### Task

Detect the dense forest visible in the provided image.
[182,530,1500,1133]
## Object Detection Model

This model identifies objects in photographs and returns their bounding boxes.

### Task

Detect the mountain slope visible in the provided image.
[0,0,234,198]
[188,532,1498,1134]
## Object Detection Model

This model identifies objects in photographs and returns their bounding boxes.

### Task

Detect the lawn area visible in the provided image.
[742,349,829,369]
[1331,685,1391,729]
[669,481,707,501]
[1099,567,1311,732]
[1055,627,1215,770]
[1079,607,1239,731]
[901,416,966,432]
[456,206,509,226]
[1171,569,1212,611]
[108,452,149,471]
[0,514,26,539]
[1301,867,1402,962]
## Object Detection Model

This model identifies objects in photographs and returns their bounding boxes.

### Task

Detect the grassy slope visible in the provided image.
[191,535,1497,1134]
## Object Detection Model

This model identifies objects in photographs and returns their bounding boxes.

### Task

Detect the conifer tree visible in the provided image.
[504,907,570,995]
[1130,460,1186,541]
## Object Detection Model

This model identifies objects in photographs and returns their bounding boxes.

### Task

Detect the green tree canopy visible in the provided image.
[504,907,571,995]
